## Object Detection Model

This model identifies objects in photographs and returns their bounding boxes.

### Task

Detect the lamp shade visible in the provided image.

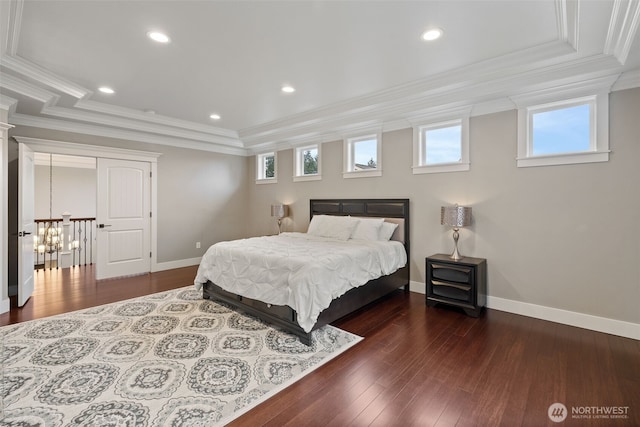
[271,204,289,219]
[441,205,472,228]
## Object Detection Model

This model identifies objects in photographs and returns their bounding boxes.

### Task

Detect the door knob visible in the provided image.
[98,224,112,229]
[18,231,32,237]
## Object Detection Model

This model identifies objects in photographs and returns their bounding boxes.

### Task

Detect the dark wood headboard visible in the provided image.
[309,198,410,269]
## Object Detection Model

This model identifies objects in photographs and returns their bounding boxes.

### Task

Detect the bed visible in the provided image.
[195,198,410,345]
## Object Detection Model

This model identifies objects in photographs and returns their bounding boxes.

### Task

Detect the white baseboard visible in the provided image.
[410,280,425,294]
[0,297,9,314]
[152,257,201,272]
[486,296,640,340]
[410,281,639,340]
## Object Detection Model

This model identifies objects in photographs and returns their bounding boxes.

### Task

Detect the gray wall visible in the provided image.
[152,145,250,262]
[34,165,96,219]
[8,127,251,264]
[247,88,640,325]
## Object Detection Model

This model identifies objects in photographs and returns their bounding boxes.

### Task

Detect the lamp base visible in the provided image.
[450,228,463,261]
[450,247,463,261]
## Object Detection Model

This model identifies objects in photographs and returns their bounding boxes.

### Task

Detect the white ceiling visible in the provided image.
[1,0,639,155]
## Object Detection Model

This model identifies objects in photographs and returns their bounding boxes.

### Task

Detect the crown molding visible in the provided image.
[245,133,347,155]
[240,53,622,149]
[75,99,239,139]
[1,0,22,56]
[470,98,518,118]
[509,74,620,107]
[406,106,473,126]
[239,40,577,146]
[10,114,249,156]
[1,54,243,149]
[604,0,640,64]
[381,119,413,135]
[1,55,88,99]
[612,68,640,91]
[7,51,627,155]
[0,72,59,105]
[0,94,18,114]
[239,63,638,156]
[0,122,14,131]
[556,0,580,50]
[40,105,242,148]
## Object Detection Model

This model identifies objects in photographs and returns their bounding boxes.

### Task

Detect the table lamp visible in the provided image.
[271,204,289,234]
[441,204,472,260]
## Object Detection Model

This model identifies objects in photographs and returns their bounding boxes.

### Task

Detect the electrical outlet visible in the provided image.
[196,242,201,249]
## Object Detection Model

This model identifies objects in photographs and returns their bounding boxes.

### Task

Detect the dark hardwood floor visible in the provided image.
[0,265,197,325]
[2,266,639,426]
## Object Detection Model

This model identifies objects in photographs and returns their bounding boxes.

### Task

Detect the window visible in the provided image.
[256,152,276,183]
[343,131,382,178]
[531,103,591,156]
[413,117,469,174]
[515,88,610,167]
[294,144,321,182]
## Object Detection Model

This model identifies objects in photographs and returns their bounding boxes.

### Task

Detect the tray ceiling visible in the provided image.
[1,0,639,155]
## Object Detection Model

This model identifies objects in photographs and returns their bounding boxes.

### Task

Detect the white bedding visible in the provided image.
[194,232,407,332]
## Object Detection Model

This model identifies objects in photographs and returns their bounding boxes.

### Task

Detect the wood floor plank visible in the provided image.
[2,265,639,426]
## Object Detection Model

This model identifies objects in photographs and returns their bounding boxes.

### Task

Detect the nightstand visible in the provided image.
[426,254,487,317]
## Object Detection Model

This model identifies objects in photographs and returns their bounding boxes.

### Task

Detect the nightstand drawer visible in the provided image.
[431,263,472,283]
[431,279,472,302]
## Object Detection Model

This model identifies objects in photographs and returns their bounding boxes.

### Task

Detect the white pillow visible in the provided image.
[307,215,360,241]
[379,221,399,241]
[350,217,385,241]
[307,214,328,235]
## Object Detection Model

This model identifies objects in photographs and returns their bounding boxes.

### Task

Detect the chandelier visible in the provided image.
[35,153,62,254]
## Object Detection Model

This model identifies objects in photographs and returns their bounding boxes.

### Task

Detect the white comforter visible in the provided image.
[194,232,407,332]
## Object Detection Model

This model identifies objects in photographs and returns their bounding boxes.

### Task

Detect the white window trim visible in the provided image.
[412,117,470,174]
[293,143,322,182]
[343,131,382,179]
[514,83,612,168]
[256,151,277,184]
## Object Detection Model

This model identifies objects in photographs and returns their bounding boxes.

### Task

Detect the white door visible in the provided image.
[96,158,151,280]
[18,143,35,306]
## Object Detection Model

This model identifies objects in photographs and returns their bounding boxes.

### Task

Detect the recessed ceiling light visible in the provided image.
[147,31,170,43]
[98,86,114,94]
[281,85,295,93]
[421,28,443,41]
[209,113,221,120]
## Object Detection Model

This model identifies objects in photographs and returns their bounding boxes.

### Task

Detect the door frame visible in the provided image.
[1,122,15,314]
[13,136,161,274]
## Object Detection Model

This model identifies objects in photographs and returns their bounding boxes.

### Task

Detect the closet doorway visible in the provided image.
[14,136,160,306]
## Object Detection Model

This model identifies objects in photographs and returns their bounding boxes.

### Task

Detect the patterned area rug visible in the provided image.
[0,286,362,426]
